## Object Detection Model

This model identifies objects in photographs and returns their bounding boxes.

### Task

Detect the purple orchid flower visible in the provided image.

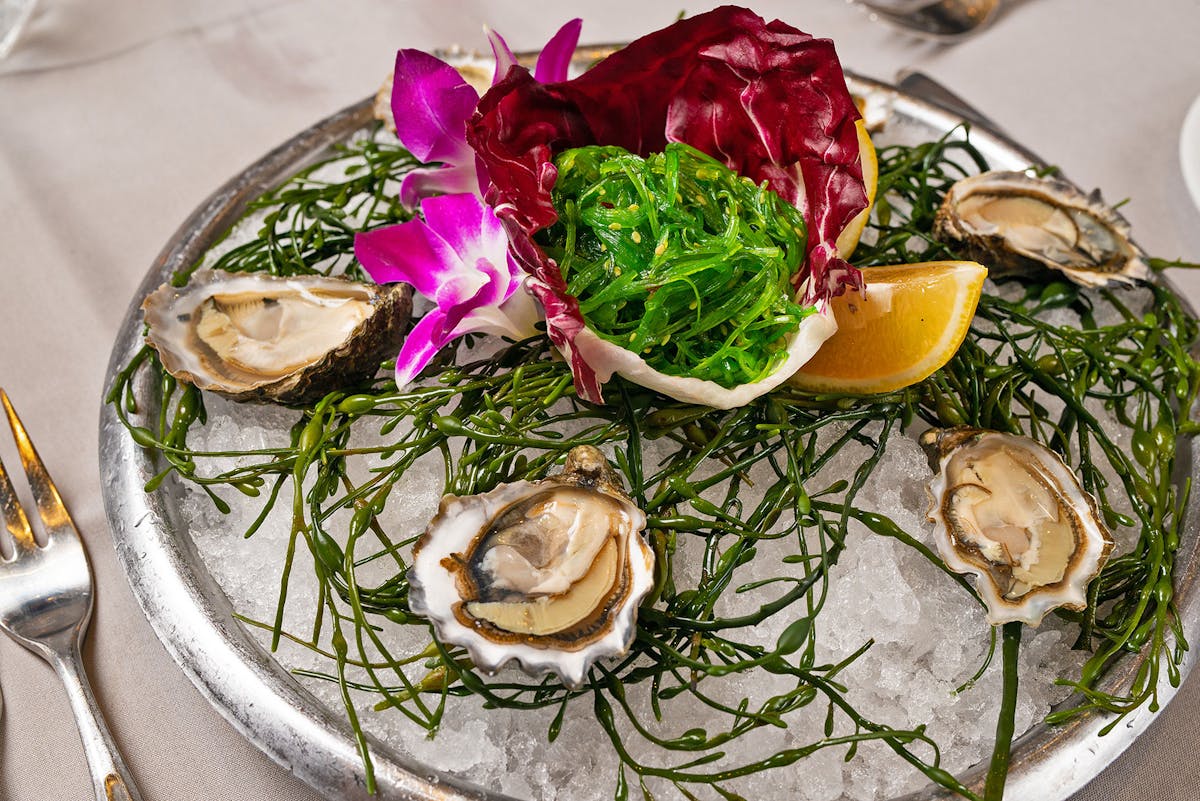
[391,19,582,209]
[391,48,485,209]
[354,193,539,387]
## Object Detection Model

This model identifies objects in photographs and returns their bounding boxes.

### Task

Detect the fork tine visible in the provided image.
[0,388,77,544]
[0,434,37,553]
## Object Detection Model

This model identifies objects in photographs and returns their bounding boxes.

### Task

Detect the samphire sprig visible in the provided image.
[105,125,1200,800]
[863,128,1199,708]
[175,127,416,286]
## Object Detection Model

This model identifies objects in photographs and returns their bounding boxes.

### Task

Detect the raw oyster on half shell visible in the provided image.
[933,170,1150,287]
[922,427,1114,626]
[142,270,411,404]
[408,446,654,688]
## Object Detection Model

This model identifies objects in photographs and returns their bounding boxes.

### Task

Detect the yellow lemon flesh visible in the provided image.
[789,260,988,394]
[836,119,879,260]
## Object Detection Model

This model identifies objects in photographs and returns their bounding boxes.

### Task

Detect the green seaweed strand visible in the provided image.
[543,142,811,388]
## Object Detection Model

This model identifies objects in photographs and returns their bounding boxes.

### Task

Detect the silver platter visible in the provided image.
[99,59,1200,801]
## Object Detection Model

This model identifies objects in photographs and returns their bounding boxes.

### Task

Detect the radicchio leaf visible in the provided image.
[467,5,867,402]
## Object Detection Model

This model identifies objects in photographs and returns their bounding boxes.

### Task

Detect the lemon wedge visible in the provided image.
[836,119,879,259]
[790,260,988,394]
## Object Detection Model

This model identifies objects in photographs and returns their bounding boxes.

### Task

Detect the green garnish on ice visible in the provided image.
[107,126,1200,800]
[541,142,812,388]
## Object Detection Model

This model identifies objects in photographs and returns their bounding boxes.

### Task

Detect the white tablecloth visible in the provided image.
[2,1,1199,798]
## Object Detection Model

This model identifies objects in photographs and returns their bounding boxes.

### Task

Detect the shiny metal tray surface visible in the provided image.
[99,67,1200,801]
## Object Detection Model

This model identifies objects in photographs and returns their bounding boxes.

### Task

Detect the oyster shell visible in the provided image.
[408,446,654,688]
[142,270,411,404]
[922,427,1114,626]
[933,170,1150,287]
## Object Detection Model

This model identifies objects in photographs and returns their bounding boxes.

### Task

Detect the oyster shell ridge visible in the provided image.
[922,426,1115,627]
[932,170,1150,288]
[408,446,655,688]
[141,270,412,404]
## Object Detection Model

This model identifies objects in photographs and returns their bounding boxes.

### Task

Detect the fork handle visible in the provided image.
[53,646,145,801]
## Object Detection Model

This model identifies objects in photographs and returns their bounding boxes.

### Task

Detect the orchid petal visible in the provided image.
[534,19,582,83]
[421,193,512,282]
[450,308,522,340]
[486,25,521,86]
[462,256,510,308]
[497,283,541,338]
[439,268,494,333]
[360,192,545,389]
[399,163,483,209]
[354,219,462,299]
[391,49,479,165]
[394,310,451,387]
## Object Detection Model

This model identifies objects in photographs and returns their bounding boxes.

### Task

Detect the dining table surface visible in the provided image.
[2,0,1200,799]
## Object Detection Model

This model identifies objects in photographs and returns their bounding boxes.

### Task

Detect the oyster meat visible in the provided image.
[408,446,654,688]
[933,170,1149,287]
[142,270,411,403]
[922,427,1114,626]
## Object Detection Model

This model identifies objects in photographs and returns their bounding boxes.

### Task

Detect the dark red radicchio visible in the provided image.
[467,5,868,403]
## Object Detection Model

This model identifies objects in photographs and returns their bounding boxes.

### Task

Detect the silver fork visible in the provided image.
[0,389,144,801]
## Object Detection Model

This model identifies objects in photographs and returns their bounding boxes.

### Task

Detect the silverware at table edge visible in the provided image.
[896,68,1000,130]
[0,389,143,801]
[894,68,1047,166]
[855,0,1002,41]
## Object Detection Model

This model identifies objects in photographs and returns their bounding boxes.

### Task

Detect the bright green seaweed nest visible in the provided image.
[542,142,813,388]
